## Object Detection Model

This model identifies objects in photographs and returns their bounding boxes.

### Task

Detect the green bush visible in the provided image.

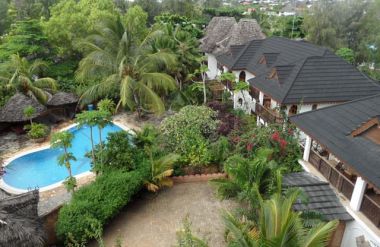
[92,131,143,173]
[26,123,49,139]
[160,105,218,166]
[56,165,149,245]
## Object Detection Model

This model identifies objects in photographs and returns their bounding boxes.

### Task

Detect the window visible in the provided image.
[259,55,266,64]
[268,68,278,80]
[239,71,246,82]
[288,105,298,115]
[312,104,317,110]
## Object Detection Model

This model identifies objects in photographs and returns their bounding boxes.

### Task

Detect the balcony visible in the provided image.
[308,148,380,228]
[255,103,284,124]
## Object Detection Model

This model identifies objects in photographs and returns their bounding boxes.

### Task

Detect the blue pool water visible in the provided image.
[3,123,123,190]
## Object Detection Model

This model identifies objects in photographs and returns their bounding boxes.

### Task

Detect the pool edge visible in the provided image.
[1,121,131,194]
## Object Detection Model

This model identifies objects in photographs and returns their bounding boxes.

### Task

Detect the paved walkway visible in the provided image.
[92,182,237,247]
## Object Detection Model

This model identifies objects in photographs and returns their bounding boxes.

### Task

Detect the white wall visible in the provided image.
[206,53,218,79]
[233,70,256,114]
[341,220,380,247]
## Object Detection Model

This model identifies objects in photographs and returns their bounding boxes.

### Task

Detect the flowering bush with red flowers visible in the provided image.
[228,124,302,173]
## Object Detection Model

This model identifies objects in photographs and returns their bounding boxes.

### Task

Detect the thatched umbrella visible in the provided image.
[46,92,79,107]
[215,19,266,54]
[46,92,79,119]
[0,190,46,247]
[200,17,237,54]
[0,93,46,123]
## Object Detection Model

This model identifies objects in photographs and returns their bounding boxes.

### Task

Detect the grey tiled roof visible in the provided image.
[216,37,380,104]
[283,172,352,221]
[290,94,380,188]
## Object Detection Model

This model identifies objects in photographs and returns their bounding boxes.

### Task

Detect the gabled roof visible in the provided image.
[217,37,380,104]
[200,17,265,55]
[283,172,352,221]
[290,94,380,188]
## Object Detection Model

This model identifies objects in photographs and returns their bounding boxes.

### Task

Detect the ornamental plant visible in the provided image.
[160,105,218,166]
[26,123,49,139]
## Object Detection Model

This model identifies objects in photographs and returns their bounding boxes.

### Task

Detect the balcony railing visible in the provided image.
[361,193,380,227]
[309,150,355,199]
[309,149,380,228]
[255,103,284,124]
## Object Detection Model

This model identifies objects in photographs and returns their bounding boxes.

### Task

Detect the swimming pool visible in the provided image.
[2,123,125,192]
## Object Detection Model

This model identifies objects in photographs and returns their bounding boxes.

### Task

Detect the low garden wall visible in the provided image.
[172,173,227,183]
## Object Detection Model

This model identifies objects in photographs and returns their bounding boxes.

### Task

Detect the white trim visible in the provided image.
[1,121,131,194]
[350,177,367,211]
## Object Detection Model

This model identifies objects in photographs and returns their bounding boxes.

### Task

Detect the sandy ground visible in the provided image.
[89,182,237,247]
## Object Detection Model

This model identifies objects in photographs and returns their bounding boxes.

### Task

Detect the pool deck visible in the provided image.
[0,113,145,216]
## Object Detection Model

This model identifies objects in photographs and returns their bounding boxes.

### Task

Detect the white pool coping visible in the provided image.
[1,121,131,194]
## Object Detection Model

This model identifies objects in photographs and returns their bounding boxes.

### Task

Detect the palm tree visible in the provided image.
[50,131,77,193]
[76,17,178,117]
[223,189,338,247]
[0,54,57,104]
[145,153,180,192]
[152,24,201,90]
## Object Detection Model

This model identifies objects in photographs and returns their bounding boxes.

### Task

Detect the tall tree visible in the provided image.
[0,0,10,35]
[0,54,57,103]
[76,6,177,117]
[0,20,49,61]
[43,0,118,55]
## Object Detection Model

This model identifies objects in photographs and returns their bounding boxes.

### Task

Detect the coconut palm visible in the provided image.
[76,17,177,117]
[0,54,57,104]
[145,153,180,192]
[223,189,338,247]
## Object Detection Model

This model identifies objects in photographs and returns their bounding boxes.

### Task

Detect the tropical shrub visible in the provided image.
[229,124,301,173]
[223,189,338,247]
[56,165,149,245]
[26,123,49,139]
[211,148,281,209]
[160,105,218,166]
[92,131,143,173]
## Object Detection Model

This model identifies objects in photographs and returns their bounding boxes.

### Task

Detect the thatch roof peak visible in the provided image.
[0,93,46,123]
[47,92,79,106]
[0,190,46,247]
[200,17,237,54]
[218,18,266,54]
[200,17,265,55]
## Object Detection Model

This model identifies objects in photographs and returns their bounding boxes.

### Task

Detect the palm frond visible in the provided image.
[34,78,57,91]
[135,82,165,114]
[301,220,338,247]
[28,85,49,104]
[140,72,176,95]
[29,59,49,75]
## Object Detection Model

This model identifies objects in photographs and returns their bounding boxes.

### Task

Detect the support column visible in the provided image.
[303,135,312,161]
[350,177,367,211]
[259,91,264,105]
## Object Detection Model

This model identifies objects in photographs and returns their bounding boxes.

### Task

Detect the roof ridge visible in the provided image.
[280,57,309,103]
[289,93,380,119]
[230,40,259,68]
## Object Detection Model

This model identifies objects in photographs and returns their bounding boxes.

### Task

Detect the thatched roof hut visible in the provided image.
[47,92,79,106]
[0,190,46,247]
[200,17,237,54]
[0,93,46,123]
[215,19,266,54]
[200,17,265,55]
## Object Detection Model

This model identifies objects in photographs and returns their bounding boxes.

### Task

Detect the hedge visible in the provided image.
[56,165,149,245]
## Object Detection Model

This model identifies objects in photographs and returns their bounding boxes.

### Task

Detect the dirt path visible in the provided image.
[90,182,237,247]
